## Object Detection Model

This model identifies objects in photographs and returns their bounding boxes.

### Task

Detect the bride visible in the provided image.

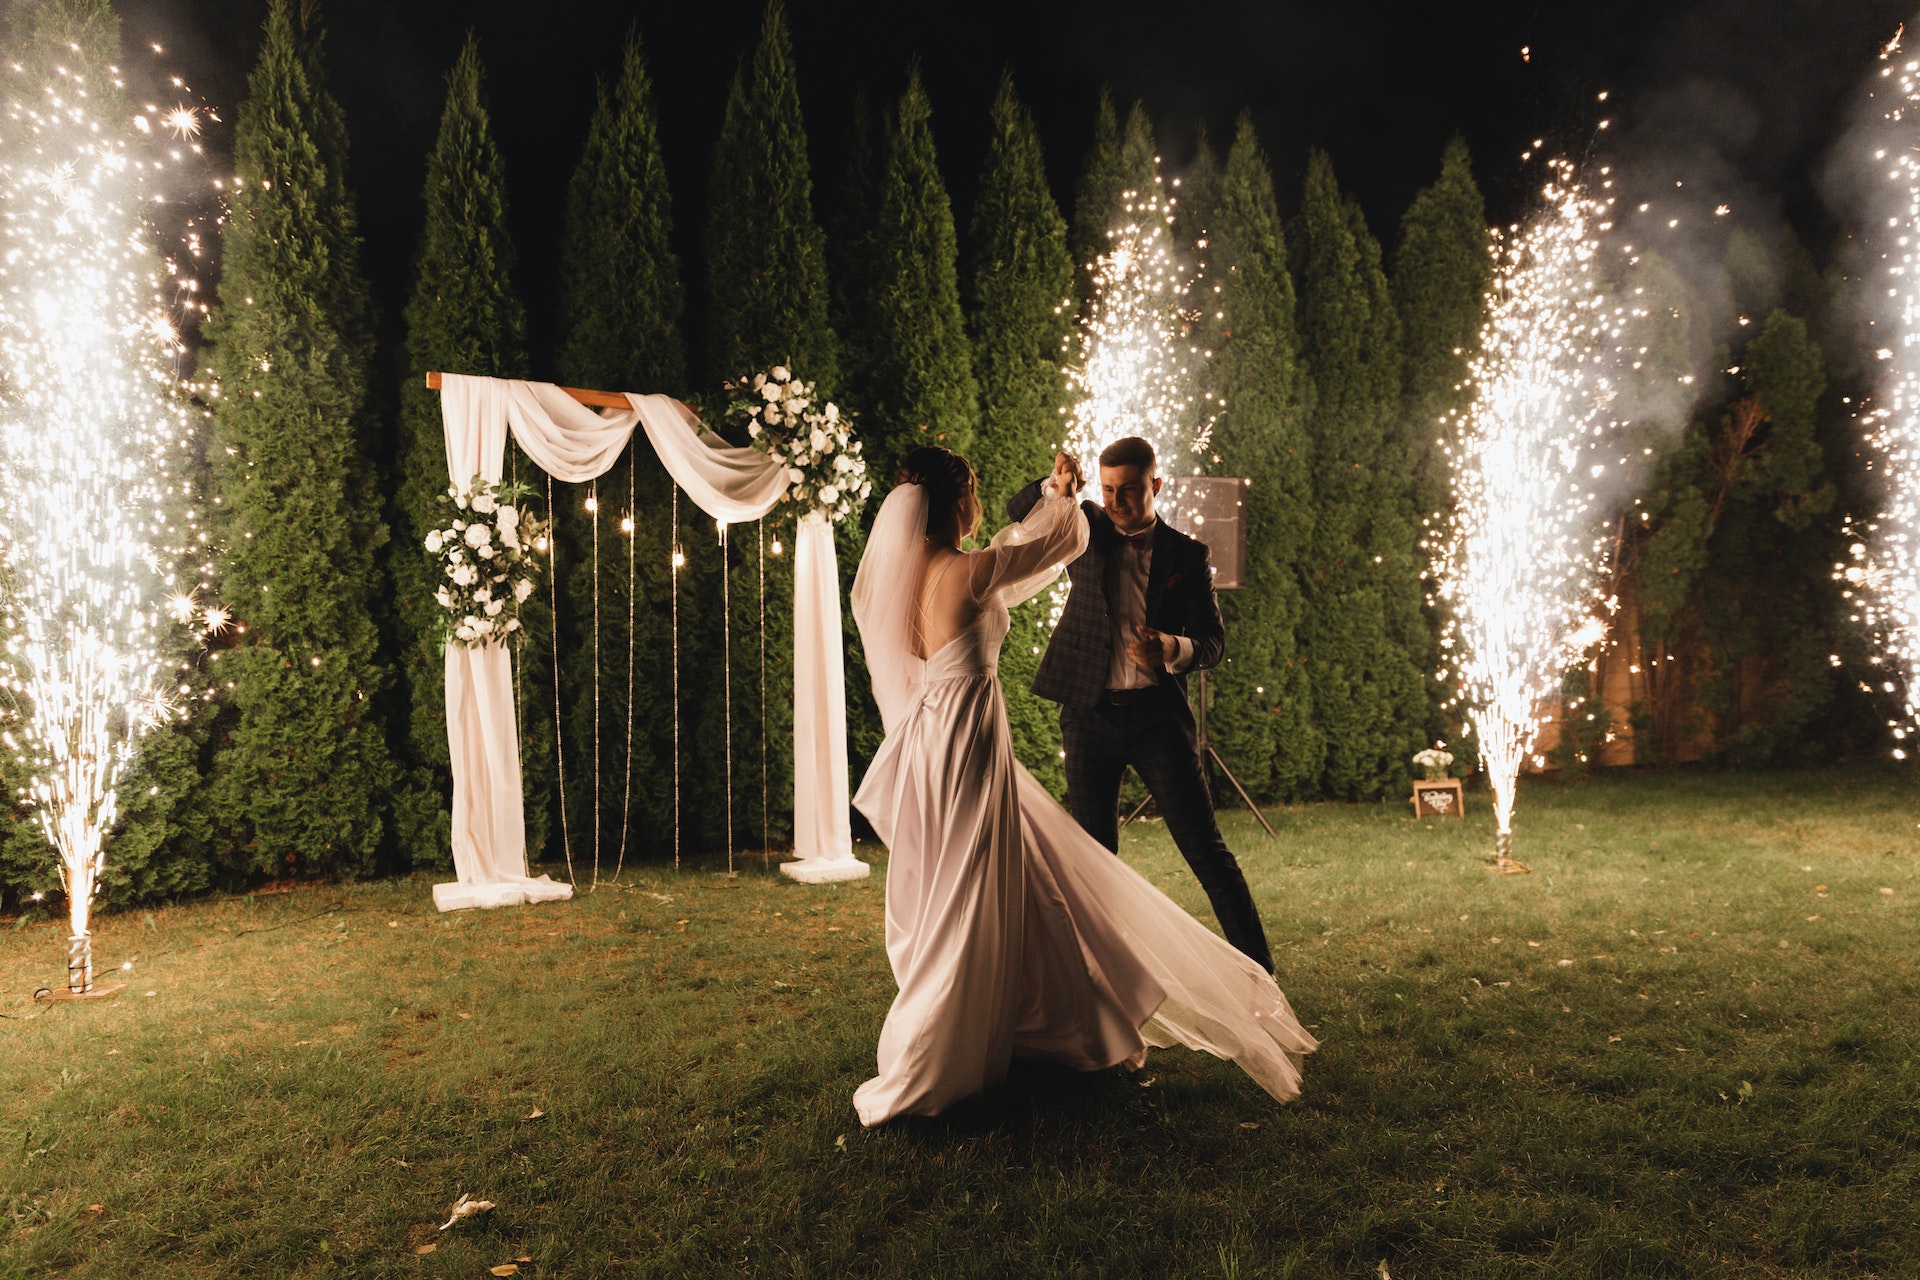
[850,445,1316,1126]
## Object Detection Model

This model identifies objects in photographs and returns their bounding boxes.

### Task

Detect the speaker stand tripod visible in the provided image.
[1119,667,1276,838]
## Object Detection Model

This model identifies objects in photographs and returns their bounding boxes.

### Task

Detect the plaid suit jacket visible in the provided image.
[1006,478,1226,720]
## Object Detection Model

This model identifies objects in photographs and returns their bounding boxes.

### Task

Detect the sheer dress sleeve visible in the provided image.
[966,484,1089,608]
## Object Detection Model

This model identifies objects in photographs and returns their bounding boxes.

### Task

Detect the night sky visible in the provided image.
[115,0,1916,380]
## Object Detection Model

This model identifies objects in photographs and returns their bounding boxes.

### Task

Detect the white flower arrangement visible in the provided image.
[728,365,871,525]
[1412,747,1455,781]
[427,475,550,648]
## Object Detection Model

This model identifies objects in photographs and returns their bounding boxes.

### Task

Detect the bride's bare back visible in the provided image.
[911,454,1089,660]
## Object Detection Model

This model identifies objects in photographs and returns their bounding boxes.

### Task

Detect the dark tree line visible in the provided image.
[0,0,1881,907]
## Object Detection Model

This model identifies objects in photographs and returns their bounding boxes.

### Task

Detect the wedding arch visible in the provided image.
[426,372,866,912]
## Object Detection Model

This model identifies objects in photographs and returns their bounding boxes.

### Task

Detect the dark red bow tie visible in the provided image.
[1117,526,1152,550]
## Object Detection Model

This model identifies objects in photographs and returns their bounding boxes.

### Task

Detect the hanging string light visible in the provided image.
[546,473,574,885]
[720,517,733,877]
[759,518,769,869]
[614,453,635,884]
[587,480,602,889]
[670,484,682,871]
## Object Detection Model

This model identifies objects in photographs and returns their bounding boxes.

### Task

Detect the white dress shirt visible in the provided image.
[1105,520,1196,691]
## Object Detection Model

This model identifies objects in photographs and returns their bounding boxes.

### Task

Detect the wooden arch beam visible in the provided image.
[425,370,632,411]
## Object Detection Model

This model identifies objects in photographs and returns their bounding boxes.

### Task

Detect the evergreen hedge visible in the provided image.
[202,0,397,877]
[554,29,690,868]
[968,72,1076,794]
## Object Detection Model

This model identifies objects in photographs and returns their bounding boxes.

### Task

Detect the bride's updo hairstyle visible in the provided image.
[898,445,981,547]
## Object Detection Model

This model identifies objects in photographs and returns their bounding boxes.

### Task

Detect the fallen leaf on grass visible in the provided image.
[1239,1122,1261,1130]
[1804,914,1819,922]
[1607,1036,1622,1044]
[834,1134,847,1149]
[439,1194,494,1231]
[86,1204,103,1214]
[645,892,674,903]
[1814,885,1827,892]
[525,1107,545,1121]
[1881,886,1896,895]
[1138,1076,1156,1088]
[489,1267,518,1277]
[413,1243,435,1256]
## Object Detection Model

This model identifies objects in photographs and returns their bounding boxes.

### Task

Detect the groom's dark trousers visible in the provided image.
[1009,479,1274,973]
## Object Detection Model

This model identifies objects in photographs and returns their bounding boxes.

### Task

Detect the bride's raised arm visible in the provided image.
[966,479,1088,608]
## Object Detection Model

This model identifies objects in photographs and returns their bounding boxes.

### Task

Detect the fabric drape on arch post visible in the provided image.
[431,374,863,913]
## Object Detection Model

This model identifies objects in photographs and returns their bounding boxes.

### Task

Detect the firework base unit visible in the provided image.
[1411,779,1466,820]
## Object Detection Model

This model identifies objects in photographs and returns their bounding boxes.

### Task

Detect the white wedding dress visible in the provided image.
[849,481,1316,1126]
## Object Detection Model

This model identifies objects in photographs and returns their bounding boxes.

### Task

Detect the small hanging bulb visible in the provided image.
[671,547,685,569]
[620,517,634,535]
[770,539,783,557]
[584,496,598,513]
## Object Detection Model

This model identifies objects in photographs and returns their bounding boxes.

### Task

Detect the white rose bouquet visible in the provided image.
[728,365,871,525]
[426,475,551,648]
[1412,747,1455,782]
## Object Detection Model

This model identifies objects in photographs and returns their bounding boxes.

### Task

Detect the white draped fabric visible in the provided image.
[432,374,862,912]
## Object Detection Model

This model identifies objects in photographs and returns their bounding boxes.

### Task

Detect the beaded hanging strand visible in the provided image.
[589,479,602,891]
[759,519,768,869]
[671,484,681,871]
[548,473,575,886]
[614,454,635,885]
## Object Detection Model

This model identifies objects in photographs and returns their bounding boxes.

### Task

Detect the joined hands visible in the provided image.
[1050,451,1085,498]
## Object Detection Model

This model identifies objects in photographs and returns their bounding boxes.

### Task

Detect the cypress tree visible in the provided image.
[968,71,1076,792]
[1392,137,1490,748]
[862,69,979,483]
[203,0,395,876]
[1204,115,1319,800]
[704,0,838,849]
[830,89,882,418]
[1176,126,1222,253]
[393,37,542,865]
[1392,137,1489,527]
[554,29,689,865]
[705,0,839,388]
[1291,151,1425,799]
[1072,94,1158,279]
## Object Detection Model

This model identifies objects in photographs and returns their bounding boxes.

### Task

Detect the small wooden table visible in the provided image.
[1411,779,1465,820]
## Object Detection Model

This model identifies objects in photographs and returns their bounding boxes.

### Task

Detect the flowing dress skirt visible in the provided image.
[852,643,1315,1127]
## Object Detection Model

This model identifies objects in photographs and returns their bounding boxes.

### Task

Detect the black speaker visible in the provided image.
[1162,476,1249,590]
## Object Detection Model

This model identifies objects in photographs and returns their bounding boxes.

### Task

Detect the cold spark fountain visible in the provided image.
[1838,31,1920,753]
[1061,168,1214,487]
[0,37,209,993]
[1438,160,1625,873]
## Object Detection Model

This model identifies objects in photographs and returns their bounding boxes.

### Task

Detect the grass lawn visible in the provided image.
[3,764,1920,1278]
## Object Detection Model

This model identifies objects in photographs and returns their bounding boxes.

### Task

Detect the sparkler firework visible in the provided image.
[1837,31,1920,753]
[1438,161,1625,869]
[1061,168,1214,487]
[0,35,210,989]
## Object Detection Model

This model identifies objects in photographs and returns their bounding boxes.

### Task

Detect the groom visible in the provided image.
[1008,437,1273,972]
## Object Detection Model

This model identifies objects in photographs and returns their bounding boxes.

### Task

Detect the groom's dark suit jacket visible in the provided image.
[1007,478,1225,735]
